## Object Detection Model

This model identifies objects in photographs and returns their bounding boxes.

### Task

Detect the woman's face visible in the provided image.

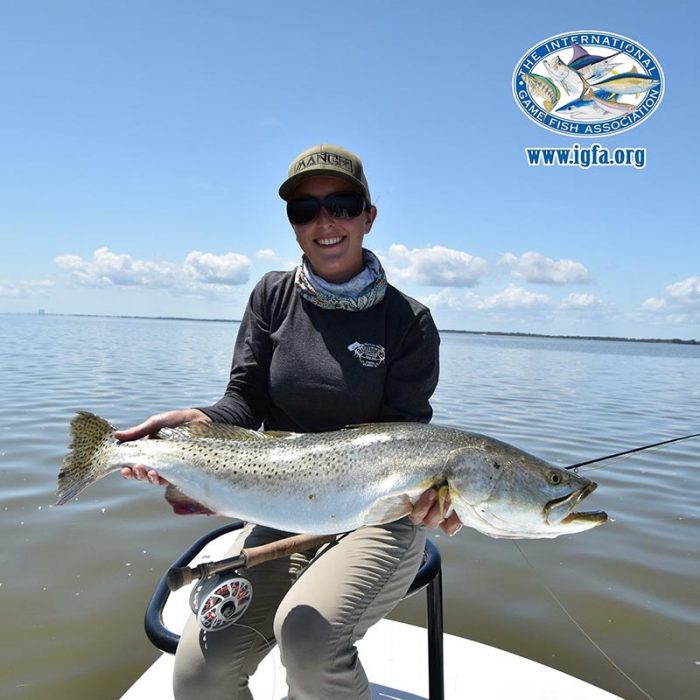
[289,175,377,283]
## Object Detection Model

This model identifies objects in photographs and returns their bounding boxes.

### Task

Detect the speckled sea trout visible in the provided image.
[57,412,606,539]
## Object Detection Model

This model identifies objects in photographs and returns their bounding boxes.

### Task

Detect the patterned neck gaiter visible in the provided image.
[294,248,388,311]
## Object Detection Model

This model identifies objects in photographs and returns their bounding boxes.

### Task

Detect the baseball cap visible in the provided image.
[278,144,371,202]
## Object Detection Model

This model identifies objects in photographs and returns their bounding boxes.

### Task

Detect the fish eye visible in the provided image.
[548,471,563,485]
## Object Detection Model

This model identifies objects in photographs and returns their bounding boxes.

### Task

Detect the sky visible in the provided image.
[1,1,698,341]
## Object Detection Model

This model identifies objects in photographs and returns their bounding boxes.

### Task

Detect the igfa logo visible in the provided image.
[513,31,664,137]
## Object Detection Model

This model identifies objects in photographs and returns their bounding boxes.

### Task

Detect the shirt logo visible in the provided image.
[348,342,385,368]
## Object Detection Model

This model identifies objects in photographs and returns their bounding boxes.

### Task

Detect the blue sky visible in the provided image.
[1,1,697,340]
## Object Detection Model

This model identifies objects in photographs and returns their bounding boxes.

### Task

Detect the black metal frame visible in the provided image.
[145,521,444,700]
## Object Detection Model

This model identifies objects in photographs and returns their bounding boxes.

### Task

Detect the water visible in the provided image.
[1,314,698,700]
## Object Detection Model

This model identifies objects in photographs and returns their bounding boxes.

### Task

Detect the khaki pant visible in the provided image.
[173,518,426,700]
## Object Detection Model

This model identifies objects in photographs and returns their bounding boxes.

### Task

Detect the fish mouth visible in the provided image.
[544,482,606,527]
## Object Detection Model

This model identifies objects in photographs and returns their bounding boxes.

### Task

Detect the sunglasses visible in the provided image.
[286,192,369,225]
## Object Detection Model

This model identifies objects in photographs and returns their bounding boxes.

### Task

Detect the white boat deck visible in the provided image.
[122,618,623,700]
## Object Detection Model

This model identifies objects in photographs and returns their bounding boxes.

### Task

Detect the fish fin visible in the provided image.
[578,75,592,98]
[56,411,118,505]
[164,484,217,515]
[362,493,414,526]
[631,65,638,74]
[569,42,590,64]
[437,484,450,520]
[262,430,296,438]
[594,89,615,101]
[543,100,552,113]
[156,424,272,441]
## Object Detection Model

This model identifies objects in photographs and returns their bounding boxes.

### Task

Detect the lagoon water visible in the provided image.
[1,314,698,700]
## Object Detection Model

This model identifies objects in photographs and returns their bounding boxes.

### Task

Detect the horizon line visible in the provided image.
[4,310,698,346]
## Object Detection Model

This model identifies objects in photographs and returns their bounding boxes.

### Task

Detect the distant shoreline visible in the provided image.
[439,329,699,345]
[6,311,700,345]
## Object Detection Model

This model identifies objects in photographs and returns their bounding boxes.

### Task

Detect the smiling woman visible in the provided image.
[281,144,377,285]
[287,175,376,283]
[114,144,454,700]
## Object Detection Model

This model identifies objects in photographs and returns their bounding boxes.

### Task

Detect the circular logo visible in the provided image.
[513,30,664,137]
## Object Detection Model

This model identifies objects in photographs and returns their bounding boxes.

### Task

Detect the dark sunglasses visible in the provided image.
[286,192,369,225]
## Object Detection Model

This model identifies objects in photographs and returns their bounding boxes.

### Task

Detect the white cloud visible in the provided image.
[55,247,179,287]
[499,252,590,285]
[642,276,700,313]
[385,244,486,287]
[54,246,251,295]
[482,285,551,309]
[421,285,551,312]
[560,293,602,309]
[253,248,297,270]
[183,251,249,284]
[0,279,54,297]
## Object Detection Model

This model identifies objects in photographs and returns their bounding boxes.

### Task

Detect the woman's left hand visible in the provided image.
[409,487,463,536]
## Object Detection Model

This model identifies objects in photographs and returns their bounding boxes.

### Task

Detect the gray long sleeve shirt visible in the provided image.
[200,270,440,432]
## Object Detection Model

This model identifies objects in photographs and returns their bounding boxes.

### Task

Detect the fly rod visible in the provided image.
[167,532,337,591]
[566,432,700,471]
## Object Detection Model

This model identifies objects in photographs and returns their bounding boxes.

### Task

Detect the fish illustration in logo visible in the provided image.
[573,48,625,81]
[543,56,584,96]
[520,72,560,113]
[555,93,604,119]
[582,88,636,117]
[589,66,661,97]
[568,42,615,70]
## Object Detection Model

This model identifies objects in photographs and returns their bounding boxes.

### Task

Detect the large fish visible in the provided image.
[57,412,607,540]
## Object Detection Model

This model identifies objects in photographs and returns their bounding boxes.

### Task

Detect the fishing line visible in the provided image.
[566,432,700,472]
[235,621,278,700]
[227,621,278,700]
[513,542,655,700]
[570,443,687,475]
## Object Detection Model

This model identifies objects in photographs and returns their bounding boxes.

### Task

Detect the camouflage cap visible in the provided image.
[279,144,371,202]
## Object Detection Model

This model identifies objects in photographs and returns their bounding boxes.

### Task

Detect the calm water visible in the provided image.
[1,314,698,700]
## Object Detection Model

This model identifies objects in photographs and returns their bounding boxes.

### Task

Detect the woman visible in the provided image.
[118,144,462,700]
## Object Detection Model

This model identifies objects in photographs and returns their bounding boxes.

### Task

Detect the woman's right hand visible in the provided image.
[115,409,211,486]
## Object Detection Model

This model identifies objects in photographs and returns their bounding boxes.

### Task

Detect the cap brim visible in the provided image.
[279,171,369,201]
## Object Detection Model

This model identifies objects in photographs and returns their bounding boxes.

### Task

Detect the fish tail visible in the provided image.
[56,411,118,505]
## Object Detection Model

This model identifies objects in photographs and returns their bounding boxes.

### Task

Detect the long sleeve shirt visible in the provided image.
[199,270,440,433]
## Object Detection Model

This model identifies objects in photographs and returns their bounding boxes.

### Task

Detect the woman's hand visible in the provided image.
[409,487,463,536]
[115,409,211,486]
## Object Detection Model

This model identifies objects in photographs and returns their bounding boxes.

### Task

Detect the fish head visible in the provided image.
[556,96,588,114]
[446,439,607,539]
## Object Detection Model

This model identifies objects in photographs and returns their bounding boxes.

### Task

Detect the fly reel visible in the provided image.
[189,574,253,632]
[169,531,336,632]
